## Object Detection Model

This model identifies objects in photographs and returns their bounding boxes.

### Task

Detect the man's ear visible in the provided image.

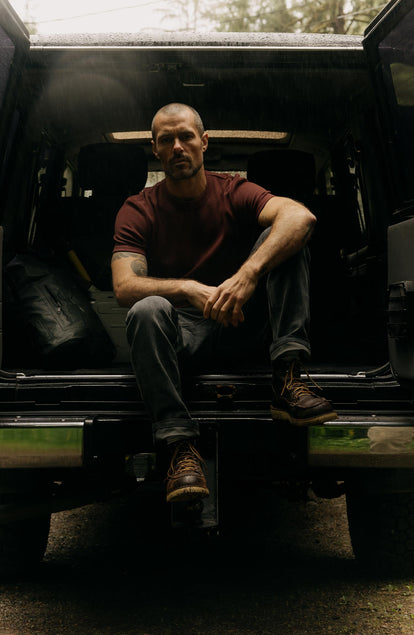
[202,132,208,152]
[151,139,159,160]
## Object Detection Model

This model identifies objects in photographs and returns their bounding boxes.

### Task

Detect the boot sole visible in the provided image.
[270,406,338,426]
[166,486,210,503]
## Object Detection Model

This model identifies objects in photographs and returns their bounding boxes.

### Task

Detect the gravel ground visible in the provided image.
[1,488,414,634]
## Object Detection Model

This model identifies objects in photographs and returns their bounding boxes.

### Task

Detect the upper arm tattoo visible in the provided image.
[130,254,148,277]
[112,251,148,277]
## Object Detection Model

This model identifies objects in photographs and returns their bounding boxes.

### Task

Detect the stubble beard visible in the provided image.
[165,156,203,181]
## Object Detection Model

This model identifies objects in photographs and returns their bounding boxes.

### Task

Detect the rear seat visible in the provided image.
[68,143,148,363]
[68,142,148,290]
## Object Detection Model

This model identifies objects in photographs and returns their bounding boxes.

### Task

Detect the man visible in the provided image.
[112,102,336,504]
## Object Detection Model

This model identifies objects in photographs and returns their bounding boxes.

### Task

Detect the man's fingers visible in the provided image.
[217,303,245,327]
[208,293,228,321]
[217,296,243,323]
[205,284,246,327]
[229,308,244,327]
[203,288,221,318]
[206,289,246,326]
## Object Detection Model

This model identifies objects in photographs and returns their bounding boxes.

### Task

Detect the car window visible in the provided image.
[377,5,414,205]
[9,0,381,36]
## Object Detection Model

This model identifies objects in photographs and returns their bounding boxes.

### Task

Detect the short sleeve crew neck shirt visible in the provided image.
[113,171,274,286]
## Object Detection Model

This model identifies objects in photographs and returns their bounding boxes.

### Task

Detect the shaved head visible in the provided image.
[151,103,205,140]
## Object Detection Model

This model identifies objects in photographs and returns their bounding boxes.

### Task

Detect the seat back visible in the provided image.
[247,149,316,205]
[246,148,349,361]
[70,143,148,289]
[78,143,148,198]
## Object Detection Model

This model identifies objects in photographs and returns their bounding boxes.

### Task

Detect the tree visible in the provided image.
[158,0,203,31]
[203,0,296,33]
[343,0,386,34]
[195,0,388,35]
[22,0,38,35]
[295,0,385,34]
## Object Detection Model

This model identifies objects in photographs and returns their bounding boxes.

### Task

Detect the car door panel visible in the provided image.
[364,0,414,384]
[0,0,29,368]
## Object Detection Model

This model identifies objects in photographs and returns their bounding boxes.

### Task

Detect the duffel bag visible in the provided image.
[6,253,116,368]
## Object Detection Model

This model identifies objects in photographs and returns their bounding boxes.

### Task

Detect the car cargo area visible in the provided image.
[0,33,392,384]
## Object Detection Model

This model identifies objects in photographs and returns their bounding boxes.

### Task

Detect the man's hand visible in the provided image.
[201,196,316,326]
[183,279,218,313]
[203,267,258,327]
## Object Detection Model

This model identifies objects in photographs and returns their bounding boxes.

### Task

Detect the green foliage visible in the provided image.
[162,0,388,35]
[205,0,295,33]
[159,0,202,31]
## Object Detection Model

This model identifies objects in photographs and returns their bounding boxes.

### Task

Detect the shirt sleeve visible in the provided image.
[113,195,149,255]
[227,175,274,221]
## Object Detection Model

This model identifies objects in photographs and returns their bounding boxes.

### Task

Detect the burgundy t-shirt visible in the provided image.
[113,171,274,286]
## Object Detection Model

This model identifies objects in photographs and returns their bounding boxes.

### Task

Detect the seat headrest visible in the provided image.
[78,143,148,196]
[247,149,316,202]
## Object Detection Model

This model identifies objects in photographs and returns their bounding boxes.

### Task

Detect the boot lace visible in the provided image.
[281,363,321,399]
[167,442,205,478]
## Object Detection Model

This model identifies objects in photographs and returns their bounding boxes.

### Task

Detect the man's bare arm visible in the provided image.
[245,195,315,276]
[204,197,316,326]
[111,251,216,310]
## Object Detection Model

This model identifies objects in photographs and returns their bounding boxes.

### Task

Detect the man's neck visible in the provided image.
[165,169,207,200]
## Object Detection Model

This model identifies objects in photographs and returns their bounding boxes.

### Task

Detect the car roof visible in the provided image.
[25,32,371,141]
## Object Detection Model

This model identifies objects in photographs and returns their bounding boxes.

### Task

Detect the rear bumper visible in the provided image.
[0,417,84,468]
[1,413,414,471]
[308,415,414,468]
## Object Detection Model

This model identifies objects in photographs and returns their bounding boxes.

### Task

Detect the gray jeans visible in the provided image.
[126,233,311,444]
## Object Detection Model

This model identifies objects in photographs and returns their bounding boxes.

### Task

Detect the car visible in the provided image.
[0,0,413,574]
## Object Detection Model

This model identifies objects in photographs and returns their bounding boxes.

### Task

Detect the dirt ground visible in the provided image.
[1,488,414,634]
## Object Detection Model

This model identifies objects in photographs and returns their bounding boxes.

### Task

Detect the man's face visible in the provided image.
[152,110,208,181]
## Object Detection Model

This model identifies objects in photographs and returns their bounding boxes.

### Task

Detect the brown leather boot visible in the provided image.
[271,361,337,426]
[166,441,209,503]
